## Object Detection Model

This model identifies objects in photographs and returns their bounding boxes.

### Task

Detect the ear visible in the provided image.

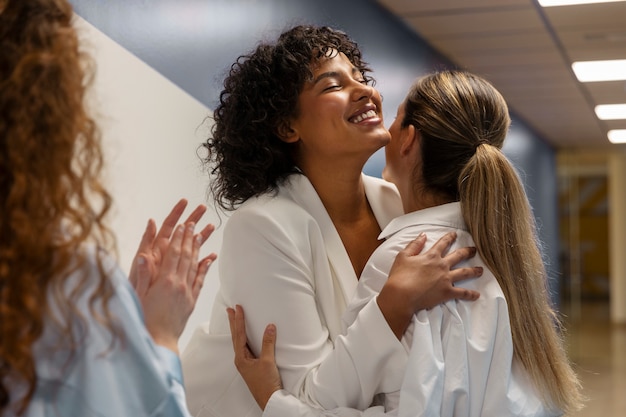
[276,121,299,143]
[400,124,419,156]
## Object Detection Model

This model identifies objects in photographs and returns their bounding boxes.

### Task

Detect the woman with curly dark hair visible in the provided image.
[0,0,217,415]
[182,25,482,416]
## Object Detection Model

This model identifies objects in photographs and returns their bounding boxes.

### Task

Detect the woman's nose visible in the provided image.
[351,82,375,101]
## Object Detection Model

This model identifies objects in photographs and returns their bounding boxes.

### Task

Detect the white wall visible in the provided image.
[74,16,223,349]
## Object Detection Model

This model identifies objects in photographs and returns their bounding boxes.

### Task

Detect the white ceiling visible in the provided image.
[375,0,626,150]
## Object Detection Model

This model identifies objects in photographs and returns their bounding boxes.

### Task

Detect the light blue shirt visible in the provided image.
[8,247,192,417]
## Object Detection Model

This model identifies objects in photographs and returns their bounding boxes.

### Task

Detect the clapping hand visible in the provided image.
[129,198,217,354]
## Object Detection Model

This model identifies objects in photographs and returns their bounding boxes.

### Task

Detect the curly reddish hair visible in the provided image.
[0,0,117,413]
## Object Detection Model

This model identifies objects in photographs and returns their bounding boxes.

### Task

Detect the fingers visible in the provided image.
[186,223,215,288]
[155,200,212,247]
[259,323,277,364]
[426,231,457,257]
[196,223,216,246]
[133,255,151,297]
[227,307,239,352]
[234,304,247,346]
[449,265,483,284]
[177,222,196,279]
[400,233,427,257]
[426,233,480,274]
[184,203,208,225]
[156,202,212,256]
[129,219,157,288]
[136,219,157,255]
[228,305,275,366]
[161,224,184,275]
[444,246,477,269]
[155,199,189,242]
[449,287,480,301]
[228,305,252,364]
[132,200,213,299]
[189,223,216,296]
[185,227,202,288]
[191,254,216,300]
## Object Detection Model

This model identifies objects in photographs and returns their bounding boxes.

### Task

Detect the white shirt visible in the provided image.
[181,173,407,417]
[344,202,560,417]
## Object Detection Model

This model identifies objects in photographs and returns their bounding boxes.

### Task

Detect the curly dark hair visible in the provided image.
[203,25,374,210]
[0,0,116,413]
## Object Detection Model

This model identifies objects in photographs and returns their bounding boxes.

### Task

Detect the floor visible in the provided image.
[561,300,626,416]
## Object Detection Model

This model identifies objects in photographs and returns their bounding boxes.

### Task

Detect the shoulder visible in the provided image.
[34,246,142,369]
[233,173,313,215]
[51,247,147,346]
[232,186,307,221]
[77,247,136,312]
[227,194,309,239]
[363,173,397,190]
[225,174,322,238]
[364,173,399,190]
[363,174,401,201]
[51,246,128,308]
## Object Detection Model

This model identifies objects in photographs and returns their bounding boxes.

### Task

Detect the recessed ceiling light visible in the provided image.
[539,0,625,6]
[572,59,626,82]
[595,104,626,120]
[608,130,626,144]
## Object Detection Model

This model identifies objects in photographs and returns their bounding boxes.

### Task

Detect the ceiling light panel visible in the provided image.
[572,60,626,82]
[608,129,626,143]
[539,0,626,6]
[595,104,626,120]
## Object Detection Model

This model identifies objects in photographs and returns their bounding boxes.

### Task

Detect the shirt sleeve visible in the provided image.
[264,390,393,417]
[113,277,194,417]
[220,206,407,411]
[153,345,190,414]
[29,251,194,417]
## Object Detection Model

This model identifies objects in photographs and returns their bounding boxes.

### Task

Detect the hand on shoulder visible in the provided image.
[377,232,482,339]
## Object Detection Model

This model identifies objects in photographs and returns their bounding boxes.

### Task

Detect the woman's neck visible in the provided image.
[302,163,382,278]
[404,188,455,213]
[307,167,367,221]
[297,156,370,220]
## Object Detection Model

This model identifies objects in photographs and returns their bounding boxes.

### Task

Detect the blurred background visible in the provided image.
[70,0,626,415]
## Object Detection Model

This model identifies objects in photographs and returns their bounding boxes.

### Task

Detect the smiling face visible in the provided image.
[282,51,390,173]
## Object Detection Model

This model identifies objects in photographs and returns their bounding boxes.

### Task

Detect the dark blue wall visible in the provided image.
[71,0,561,301]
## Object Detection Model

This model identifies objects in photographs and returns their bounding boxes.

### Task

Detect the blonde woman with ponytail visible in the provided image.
[336,70,584,416]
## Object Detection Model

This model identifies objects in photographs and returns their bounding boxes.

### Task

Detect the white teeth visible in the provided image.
[352,109,377,123]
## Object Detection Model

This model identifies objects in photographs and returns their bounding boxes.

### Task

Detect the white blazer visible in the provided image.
[182,173,406,417]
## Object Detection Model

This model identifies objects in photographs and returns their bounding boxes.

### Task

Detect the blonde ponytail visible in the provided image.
[459,144,584,414]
